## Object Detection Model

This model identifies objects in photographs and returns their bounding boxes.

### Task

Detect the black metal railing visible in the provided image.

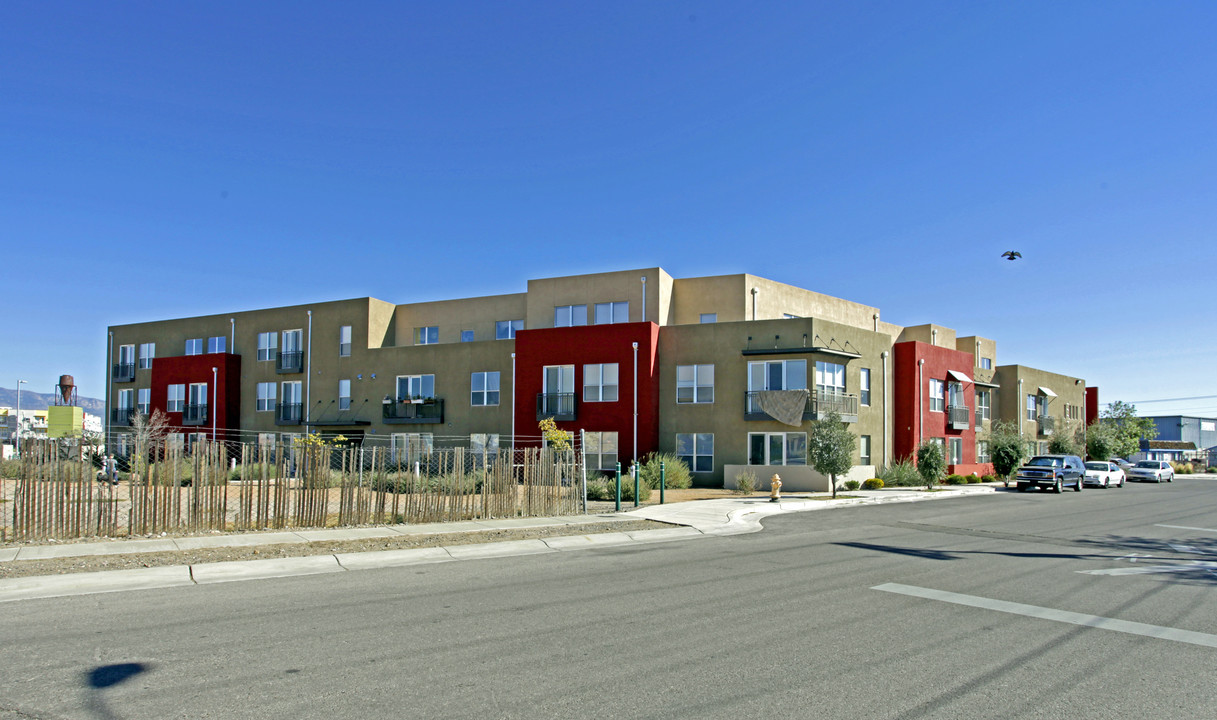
[110,408,135,426]
[182,404,208,426]
[383,398,445,424]
[976,408,987,426]
[744,390,859,422]
[536,393,576,422]
[276,350,304,374]
[112,363,136,382]
[276,403,303,425]
[948,405,970,430]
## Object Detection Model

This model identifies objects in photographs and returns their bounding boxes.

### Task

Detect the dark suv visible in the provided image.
[1015,455,1085,493]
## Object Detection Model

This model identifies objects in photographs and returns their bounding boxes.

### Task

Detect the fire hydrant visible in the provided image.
[769,474,782,502]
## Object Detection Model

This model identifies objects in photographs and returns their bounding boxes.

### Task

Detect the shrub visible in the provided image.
[844,480,861,491]
[637,452,692,489]
[1170,462,1194,474]
[877,459,922,487]
[916,441,946,489]
[1208,467,1217,474]
[586,473,651,502]
[944,474,966,486]
[734,470,757,495]
[965,475,980,484]
[981,474,997,483]
[0,459,20,480]
[862,478,884,490]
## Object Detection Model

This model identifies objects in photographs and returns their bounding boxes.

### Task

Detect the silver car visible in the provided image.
[1084,461,1125,488]
[1127,460,1174,483]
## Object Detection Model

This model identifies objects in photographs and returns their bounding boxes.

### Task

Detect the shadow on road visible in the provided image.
[82,662,151,720]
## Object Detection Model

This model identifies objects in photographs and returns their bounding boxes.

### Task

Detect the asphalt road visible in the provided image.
[2,478,1215,720]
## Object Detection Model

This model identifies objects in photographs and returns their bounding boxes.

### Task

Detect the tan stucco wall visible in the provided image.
[723,464,876,492]
[526,267,665,328]
[993,364,1087,449]
[899,324,957,349]
[392,293,526,347]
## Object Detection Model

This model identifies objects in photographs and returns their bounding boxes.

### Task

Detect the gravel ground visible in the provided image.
[0,519,666,580]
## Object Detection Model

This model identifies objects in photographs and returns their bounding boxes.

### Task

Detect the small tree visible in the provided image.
[808,410,856,498]
[1086,421,1117,461]
[916,440,946,490]
[987,420,1026,487]
[1101,400,1157,459]
[1047,421,1083,456]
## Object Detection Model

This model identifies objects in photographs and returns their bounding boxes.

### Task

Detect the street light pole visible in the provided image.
[632,342,639,466]
[212,366,218,442]
[15,379,27,457]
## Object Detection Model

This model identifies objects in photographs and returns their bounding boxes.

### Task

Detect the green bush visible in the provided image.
[1208,467,1217,474]
[844,480,861,491]
[1170,462,1194,474]
[0,459,20,479]
[861,478,884,490]
[916,442,946,489]
[734,470,757,495]
[877,459,922,487]
[965,475,981,484]
[586,474,651,502]
[944,474,967,485]
[981,474,997,483]
[637,452,692,489]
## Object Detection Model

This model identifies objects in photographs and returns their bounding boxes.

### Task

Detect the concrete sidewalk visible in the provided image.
[0,484,1000,603]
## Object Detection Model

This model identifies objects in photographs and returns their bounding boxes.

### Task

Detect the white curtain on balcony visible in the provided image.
[757,389,810,427]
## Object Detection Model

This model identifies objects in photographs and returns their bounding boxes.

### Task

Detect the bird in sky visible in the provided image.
[1001,251,1022,261]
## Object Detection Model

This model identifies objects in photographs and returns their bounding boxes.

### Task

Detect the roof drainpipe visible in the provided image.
[641,276,646,324]
[882,350,890,466]
[305,310,312,435]
[873,312,879,333]
[1018,378,1024,438]
[230,318,236,355]
[918,359,926,447]
[751,287,758,321]
[106,330,113,452]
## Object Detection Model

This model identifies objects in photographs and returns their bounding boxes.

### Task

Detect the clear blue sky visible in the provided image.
[3,1,1215,417]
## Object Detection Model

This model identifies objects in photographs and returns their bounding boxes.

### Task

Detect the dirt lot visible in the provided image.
[0,488,750,581]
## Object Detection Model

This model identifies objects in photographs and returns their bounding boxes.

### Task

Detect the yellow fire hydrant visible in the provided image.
[769,474,782,502]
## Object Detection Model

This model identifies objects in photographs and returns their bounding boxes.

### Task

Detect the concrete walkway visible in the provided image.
[0,484,1000,603]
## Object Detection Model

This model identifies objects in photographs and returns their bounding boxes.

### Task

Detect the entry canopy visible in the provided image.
[947,370,972,384]
[1038,386,1058,397]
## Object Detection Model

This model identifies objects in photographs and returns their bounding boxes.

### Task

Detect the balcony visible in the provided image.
[112,363,136,382]
[182,404,208,426]
[383,398,445,425]
[1037,415,1055,436]
[110,408,135,426]
[276,350,304,374]
[536,393,576,422]
[276,403,303,426]
[744,390,859,423]
[948,405,970,431]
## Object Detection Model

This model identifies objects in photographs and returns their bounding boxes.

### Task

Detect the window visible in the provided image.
[677,433,714,472]
[700,313,717,324]
[185,338,203,355]
[541,365,575,415]
[256,382,276,412]
[977,440,991,463]
[554,305,588,327]
[461,330,474,343]
[338,379,351,411]
[1027,394,1045,420]
[471,371,500,406]
[138,388,150,414]
[977,390,991,420]
[948,381,963,409]
[390,432,434,465]
[677,364,714,404]
[414,326,438,345]
[859,368,871,406]
[949,437,962,465]
[815,361,846,395]
[208,336,226,354]
[583,363,619,402]
[584,431,619,471]
[282,329,302,354]
[118,388,134,410]
[496,320,523,339]
[281,382,302,420]
[860,435,871,466]
[167,384,185,412]
[1203,421,1216,433]
[282,381,302,404]
[257,433,276,450]
[749,359,806,414]
[339,326,352,357]
[931,437,946,452]
[980,357,992,370]
[594,301,628,325]
[929,379,944,412]
[470,433,499,466]
[188,383,208,408]
[257,332,277,361]
[748,432,807,466]
[397,374,436,401]
[138,343,155,369]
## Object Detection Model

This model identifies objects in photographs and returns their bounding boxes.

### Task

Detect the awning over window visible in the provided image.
[974,381,1000,388]
[1038,386,1058,398]
[947,370,972,384]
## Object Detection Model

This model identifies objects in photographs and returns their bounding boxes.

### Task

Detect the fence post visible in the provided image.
[660,461,665,505]
[614,462,621,512]
[579,429,587,515]
[633,463,640,508]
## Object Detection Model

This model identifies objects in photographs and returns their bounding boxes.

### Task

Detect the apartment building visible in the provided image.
[106,267,1084,487]
[992,365,1087,455]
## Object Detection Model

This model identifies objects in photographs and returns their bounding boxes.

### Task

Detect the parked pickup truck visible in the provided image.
[1015,454,1086,493]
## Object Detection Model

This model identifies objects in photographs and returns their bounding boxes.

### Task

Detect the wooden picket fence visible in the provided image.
[1,439,583,542]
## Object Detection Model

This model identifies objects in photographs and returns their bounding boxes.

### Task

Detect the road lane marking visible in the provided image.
[872,583,1217,649]
[1156,524,1217,534]
[1081,561,1217,576]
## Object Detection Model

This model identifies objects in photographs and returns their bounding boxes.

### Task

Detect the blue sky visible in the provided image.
[3,1,1215,417]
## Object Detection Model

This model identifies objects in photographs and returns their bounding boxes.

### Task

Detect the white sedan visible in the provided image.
[1084,461,1125,488]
